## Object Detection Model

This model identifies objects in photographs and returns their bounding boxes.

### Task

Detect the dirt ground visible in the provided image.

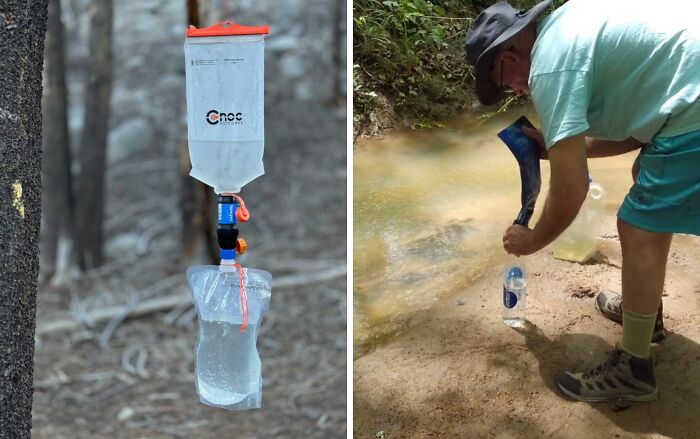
[32,0,346,438]
[354,214,700,439]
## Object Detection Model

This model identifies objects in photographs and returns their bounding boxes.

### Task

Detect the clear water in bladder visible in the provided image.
[187,265,271,410]
[196,321,260,405]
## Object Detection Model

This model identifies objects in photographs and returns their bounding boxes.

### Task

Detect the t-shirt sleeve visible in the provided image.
[530,70,592,148]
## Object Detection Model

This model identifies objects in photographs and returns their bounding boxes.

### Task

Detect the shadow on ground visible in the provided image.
[515,322,700,439]
[354,300,700,439]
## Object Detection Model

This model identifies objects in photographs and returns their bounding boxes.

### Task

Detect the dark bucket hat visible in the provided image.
[465,0,552,106]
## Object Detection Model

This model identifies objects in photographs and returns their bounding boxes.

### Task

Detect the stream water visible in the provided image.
[353,108,640,357]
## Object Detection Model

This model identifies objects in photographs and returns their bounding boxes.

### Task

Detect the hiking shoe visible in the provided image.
[556,347,657,402]
[594,290,667,343]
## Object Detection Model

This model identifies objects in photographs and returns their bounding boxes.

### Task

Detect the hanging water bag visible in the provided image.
[187,263,272,410]
[184,22,269,193]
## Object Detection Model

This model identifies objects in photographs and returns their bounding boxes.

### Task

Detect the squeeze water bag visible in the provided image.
[497,116,542,227]
[184,22,269,194]
[187,263,272,410]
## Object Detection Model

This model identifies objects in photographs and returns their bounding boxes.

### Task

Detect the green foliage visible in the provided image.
[354,0,472,129]
[354,0,556,133]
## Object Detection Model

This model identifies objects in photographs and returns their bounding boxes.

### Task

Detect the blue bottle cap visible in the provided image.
[220,249,236,260]
[507,266,523,278]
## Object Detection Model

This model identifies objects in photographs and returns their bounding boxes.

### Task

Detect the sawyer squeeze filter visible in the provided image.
[184,22,269,194]
[497,116,542,226]
[217,195,239,251]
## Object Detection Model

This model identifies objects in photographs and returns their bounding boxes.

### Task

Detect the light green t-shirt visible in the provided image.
[530,0,700,148]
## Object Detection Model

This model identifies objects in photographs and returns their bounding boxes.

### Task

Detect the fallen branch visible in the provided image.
[36,264,346,336]
[37,291,191,335]
[99,285,141,349]
[273,264,346,289]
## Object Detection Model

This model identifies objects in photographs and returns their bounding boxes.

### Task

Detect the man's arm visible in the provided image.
[522,126,642,159]
[585,137,643,158]
[503,133,589,256]
[532,133,589,248]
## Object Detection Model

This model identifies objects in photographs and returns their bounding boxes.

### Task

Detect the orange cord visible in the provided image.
[232,194,250,222]
[219,193,250,331]
[234,261,249,332]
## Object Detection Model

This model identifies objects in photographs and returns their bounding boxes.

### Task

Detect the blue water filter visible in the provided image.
[497,116,542,227]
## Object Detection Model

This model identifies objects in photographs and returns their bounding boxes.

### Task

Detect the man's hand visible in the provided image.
[503,224,542,256]
[522,125,548,159]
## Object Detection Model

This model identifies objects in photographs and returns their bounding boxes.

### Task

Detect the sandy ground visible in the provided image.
[354,214,700,439]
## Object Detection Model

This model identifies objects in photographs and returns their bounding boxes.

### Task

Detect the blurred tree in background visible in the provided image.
[74,0,114,270]
[41,0,115,275]
[41,0,74,281]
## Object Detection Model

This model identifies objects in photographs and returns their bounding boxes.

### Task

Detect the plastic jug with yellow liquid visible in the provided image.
[553,177,606,263]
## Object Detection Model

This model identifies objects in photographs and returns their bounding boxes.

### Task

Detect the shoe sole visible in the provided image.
[594,295,667,343]
[557,381,658,403]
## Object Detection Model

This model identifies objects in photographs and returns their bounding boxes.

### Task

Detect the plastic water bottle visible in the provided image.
[503,263,527,327]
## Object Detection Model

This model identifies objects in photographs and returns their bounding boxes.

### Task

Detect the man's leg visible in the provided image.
[594,152,667,342]
[618,218,672,357]
[619,218,672,315]
[555,218,670,402]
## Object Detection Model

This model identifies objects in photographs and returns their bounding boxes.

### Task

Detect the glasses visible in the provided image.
[500,59,504,90]
[496,46,516,93]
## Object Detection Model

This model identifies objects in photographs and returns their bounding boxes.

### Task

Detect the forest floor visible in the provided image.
[354,214,700,439]
[33,1,347,438]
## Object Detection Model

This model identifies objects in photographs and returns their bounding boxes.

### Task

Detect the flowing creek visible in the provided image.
[353,108,641,358]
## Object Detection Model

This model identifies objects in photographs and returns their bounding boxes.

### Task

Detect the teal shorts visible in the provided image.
[618,129,700,235]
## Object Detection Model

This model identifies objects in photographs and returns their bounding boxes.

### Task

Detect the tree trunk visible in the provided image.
[0,1,49,436]
[74,0,113,270]
[182,0,218,264]
[41,0,74,281]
